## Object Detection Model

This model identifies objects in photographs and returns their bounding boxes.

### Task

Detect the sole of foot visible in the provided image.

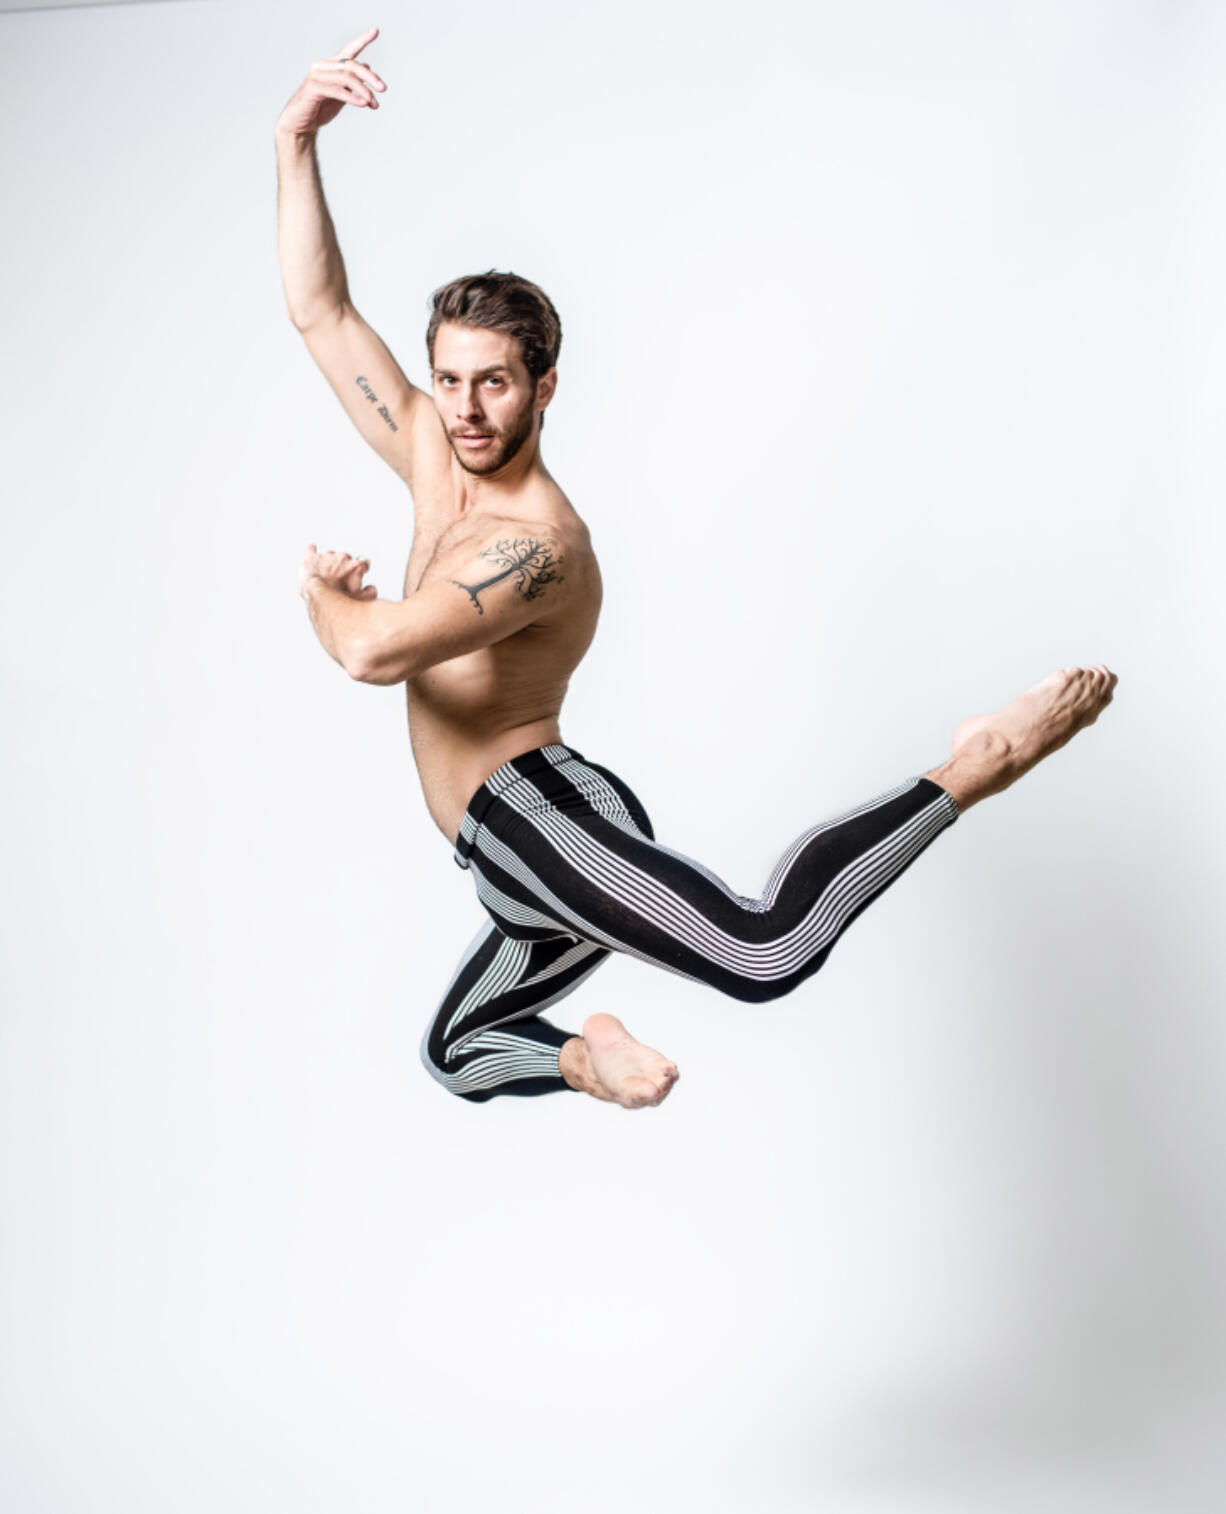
[581,1013,680,1110]
[933,664,1118,810]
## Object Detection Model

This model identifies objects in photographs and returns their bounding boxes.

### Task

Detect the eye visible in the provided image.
[485,376,504,387]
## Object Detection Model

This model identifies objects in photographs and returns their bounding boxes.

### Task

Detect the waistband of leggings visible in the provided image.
[453,742,586,869]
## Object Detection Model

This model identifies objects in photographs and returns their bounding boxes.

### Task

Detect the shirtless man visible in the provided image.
[276,28,1118,1111]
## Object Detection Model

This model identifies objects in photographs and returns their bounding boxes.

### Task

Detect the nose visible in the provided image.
[457,382,484,419]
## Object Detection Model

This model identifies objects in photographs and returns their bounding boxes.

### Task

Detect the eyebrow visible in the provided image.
[433,366,511,379]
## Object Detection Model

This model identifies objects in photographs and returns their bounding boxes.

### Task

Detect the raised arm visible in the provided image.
[274,28,446,490]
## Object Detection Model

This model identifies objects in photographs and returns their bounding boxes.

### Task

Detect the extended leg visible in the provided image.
[461,670,1119,1002]
[464,754,960,1004]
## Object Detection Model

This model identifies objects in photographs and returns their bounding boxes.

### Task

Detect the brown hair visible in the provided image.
[426,270,562,429]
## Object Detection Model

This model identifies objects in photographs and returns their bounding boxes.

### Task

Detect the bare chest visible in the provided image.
[403,516,471,599]
[401,509,572,601]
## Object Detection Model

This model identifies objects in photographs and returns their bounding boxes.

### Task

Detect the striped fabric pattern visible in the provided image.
[421,744,958,1102]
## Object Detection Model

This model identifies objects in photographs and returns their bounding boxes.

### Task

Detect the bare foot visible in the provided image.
[560,1013,680,1109]
[926,664,1118,813]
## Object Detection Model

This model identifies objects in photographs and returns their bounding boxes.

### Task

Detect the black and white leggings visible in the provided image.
[422,743,959,1102]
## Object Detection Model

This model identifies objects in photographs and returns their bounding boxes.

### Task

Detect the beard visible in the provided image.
[449,396,537,476]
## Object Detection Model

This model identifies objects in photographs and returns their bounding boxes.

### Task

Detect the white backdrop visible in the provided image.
[2,1,1223,1510]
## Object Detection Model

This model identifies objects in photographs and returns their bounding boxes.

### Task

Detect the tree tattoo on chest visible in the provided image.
[450,537,565,615]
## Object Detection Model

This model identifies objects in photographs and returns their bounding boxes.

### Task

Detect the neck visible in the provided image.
[450,432,551,518]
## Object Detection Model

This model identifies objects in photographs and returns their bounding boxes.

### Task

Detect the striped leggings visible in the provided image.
[422,743,959,1102]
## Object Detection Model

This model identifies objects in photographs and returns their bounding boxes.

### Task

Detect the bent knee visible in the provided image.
[419,1025,480,1100]
[419,1041,495,1102]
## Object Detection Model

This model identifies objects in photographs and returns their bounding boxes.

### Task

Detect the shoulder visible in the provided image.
[469,513,590,573]
[454,516,600,628]
[443,523,570,616]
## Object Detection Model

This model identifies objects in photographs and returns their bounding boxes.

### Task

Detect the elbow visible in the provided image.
[345,652,386,685]
[341,620,424,685]
[342,634,379,684]
[345,644,414,685]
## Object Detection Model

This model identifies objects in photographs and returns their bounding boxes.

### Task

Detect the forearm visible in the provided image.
[275,130,351,328]
[303,578,376,676]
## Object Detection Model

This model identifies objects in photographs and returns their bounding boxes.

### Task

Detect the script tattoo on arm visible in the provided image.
[450,536,565,616]
[355,375,399,432]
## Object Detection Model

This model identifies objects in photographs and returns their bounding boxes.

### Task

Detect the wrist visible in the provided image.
[275,125,318,155]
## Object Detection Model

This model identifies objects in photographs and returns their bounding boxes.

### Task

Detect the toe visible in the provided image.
[620,1076,657,1109]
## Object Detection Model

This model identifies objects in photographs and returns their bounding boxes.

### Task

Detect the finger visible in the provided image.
[336,58,386,91]
[314,82,371,110]
[359,585,378,599]
[323,65,377,107]
[335,27,379,63]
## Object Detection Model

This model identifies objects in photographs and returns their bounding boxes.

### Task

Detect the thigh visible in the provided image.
[466,753,750,985]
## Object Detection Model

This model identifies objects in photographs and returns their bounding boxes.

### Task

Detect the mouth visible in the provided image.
[456,433,494,446]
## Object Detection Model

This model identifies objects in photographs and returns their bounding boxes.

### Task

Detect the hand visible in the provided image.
[299,544,378,600]
[276,27,387,139]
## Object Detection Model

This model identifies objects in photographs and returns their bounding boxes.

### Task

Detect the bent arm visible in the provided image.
[303,532,570,684]
[302,576,374,677]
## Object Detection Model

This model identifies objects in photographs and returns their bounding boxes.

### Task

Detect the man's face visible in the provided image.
[431,322,550,476]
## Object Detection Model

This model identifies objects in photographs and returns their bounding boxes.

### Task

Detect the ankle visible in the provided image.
[559,1035,619,1102]
[559,1036,589,1091]
[926,729,1015,814]
[955,726,1014,767]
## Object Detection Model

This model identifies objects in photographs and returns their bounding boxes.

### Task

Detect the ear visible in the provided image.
[534,366,558,413]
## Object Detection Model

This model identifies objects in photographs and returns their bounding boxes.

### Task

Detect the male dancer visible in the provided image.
[277,28,1117,1110]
